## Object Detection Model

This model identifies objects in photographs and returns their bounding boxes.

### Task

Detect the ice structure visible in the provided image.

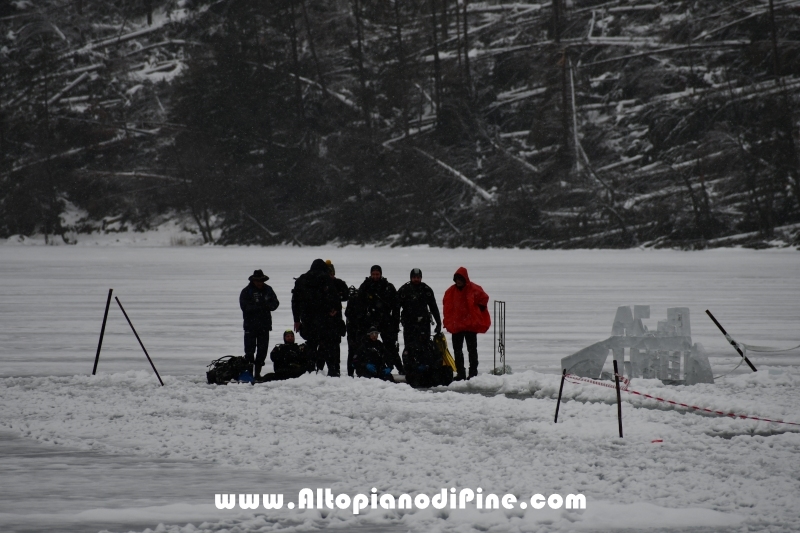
[561,306,714,385]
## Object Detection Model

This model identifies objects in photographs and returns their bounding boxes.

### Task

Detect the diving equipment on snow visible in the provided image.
[206,355,251,385]
[434,332,457,372]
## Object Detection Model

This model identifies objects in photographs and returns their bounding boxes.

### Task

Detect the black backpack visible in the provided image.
[206,355,250,385]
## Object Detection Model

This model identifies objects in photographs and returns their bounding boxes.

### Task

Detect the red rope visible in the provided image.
[564,373,800,427]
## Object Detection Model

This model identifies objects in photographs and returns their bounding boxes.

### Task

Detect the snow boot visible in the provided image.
[254,364,263,380]
[454,371,466,381]
[468,367,478,380]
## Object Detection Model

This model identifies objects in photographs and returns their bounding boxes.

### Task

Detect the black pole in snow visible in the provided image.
[705,309,757,372]
[115,297,164,386]
[613,360,623,438]
[92,288,113,375]
[554,368,566,423]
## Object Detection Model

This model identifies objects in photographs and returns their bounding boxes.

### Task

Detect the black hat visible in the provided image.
[410,268,422,279]
[370,265,382,274]
[249,269,269,282]
[367,326,380,336]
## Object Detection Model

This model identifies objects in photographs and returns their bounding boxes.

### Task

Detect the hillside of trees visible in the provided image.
[2,0,800,248]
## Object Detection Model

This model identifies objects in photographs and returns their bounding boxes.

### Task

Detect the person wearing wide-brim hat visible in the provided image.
[240,269,279,378]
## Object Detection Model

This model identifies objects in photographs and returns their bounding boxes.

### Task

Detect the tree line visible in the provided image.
[1,0,799,248]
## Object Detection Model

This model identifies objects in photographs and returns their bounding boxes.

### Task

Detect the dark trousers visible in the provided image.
[318,341,341,376]
[346,335,359,376]
[257,367,306,383]
[381,330,403,372]
[244,330,269,366]
[452,331,478,376]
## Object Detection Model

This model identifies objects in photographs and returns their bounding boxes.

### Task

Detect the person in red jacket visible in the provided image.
[442,267,491,380]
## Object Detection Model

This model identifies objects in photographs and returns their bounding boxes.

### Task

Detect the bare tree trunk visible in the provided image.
[352,0,371,128]
[300,0,327,96]
[394,0,409,135]
[560,49,570,163]
[768,0,800,209]
[288,0,305,119]
[145,0,152,26]
[463,0,471,93]
[552,0,561,43]
[569,58,580,173]
[768,0,780,80]
[430,0,442,117]
[455,1,462,71]
[441,0,448,40]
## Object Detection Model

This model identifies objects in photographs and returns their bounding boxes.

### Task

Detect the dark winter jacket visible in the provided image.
[319,309,347,345]
[345,286,367,339]
[402,337,441,374]
[402,337,452,388]
[398,281,441,330]
[357,276,399,332]
[442,267,490,334]
[331,277,349,303]
[240,282,279,332]
[353,337,393,379]
[270,342,313,374]
[292,259,341,336]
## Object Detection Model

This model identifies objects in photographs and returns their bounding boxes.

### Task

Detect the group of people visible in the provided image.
[238,260,491,386]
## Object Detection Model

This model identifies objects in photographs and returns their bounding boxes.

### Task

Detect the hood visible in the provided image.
[310,258,329,273]
[453,266,470,283]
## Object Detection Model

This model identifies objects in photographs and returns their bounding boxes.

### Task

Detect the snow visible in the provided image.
[0,244,798,532]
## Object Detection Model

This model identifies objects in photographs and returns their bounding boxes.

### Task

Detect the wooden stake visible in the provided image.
[613,360,623,438]
[115,297,164,386]
[554,368,566,423]
[705,309,757,372]
[92,289,113,375]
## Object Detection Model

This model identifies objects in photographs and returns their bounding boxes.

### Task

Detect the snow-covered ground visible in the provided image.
[1,244,799,533]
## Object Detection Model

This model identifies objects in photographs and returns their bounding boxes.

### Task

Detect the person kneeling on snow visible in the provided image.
[353,329,395,382]
[257,330,315,383]
[402,331,453,388]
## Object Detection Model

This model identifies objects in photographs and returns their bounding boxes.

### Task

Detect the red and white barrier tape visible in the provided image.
[564,373,800,427]
[565,373,630,391]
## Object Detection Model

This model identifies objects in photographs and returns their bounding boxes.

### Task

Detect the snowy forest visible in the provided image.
[2,0,800,248]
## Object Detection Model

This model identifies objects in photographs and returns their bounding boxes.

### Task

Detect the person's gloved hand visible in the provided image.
[478,304,487,311]
[365,363,377,374]
[382,367,392,376]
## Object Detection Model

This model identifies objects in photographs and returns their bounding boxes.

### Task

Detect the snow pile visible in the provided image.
[2,368,799,532]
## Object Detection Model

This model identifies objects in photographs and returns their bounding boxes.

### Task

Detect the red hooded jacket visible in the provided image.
[442,267,491,334]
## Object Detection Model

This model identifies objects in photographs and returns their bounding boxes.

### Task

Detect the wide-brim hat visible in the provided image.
[249,269,269,281]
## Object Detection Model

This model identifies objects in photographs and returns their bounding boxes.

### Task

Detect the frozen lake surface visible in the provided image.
[2,246,799,376]
[1,245,798,532]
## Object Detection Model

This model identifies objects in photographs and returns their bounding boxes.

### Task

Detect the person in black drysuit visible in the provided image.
[353,329,395,382]
[257,330,315,383]
[402,331,454,388]
[322,260,349,377]
[292,259,343,376]
[398,268,442,349]
[239,269,280,379]
[345,286,367,377]
[358,265,403,374]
